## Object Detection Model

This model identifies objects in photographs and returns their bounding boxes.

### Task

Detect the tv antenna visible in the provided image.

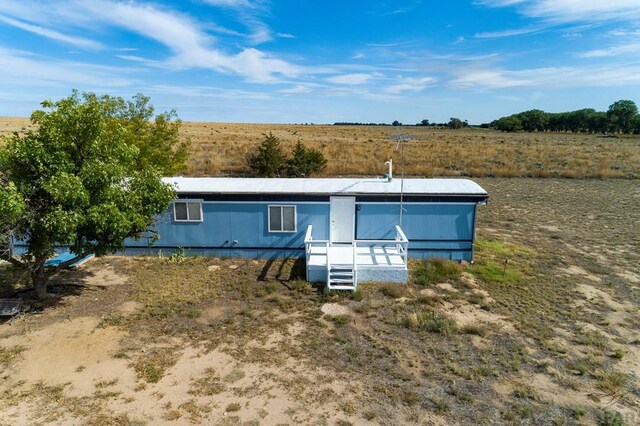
[388,127,415,227]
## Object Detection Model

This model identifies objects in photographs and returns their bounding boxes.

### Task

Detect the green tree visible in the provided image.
[417,119,430,126]
[247,132,287,177]
[392,120,402,126]
[517,109,549,132]
[286,140,327,177]
[108,93,190,174]
[0,91,177,298]
[494,115,522,132]
[607,100,639,133]
[448,117,464,129]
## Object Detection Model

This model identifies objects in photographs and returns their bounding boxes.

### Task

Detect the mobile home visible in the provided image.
[124,177,488,290]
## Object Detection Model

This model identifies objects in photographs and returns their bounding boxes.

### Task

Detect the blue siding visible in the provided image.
[356,203,475,261]
[125,202,330,253]
[357,203,474,241]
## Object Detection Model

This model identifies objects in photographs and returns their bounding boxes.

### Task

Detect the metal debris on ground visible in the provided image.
[0,298,21,317]
[0,298,30,325]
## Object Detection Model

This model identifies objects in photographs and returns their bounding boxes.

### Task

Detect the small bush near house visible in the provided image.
[413,258,462,286]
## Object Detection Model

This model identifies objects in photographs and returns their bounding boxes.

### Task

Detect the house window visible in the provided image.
[268,205,296,232]
[173,201,202,222]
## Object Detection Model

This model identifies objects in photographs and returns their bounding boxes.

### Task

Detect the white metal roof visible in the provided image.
[163,177,488,196]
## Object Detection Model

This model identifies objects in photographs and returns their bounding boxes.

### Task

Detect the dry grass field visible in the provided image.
[1,178,639,425]
[1,117,639,179]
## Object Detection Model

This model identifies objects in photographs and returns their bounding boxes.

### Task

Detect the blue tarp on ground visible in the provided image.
[44,252,94,268]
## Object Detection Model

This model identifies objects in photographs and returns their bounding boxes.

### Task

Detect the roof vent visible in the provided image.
[384,159,393,182]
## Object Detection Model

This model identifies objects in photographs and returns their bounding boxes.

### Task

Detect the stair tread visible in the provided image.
[328,285,356,290]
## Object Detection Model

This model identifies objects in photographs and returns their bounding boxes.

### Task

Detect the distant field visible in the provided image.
[2,117,639,178]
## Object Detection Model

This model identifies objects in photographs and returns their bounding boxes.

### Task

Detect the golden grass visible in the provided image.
[178,122,640,179]
[2,117,639,178]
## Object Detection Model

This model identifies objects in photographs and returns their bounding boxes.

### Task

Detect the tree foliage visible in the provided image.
[0,91,180,297]
[246,132,287,177]
[247,134,327,178]
[448,117,466,130]
[494,116,522,132]
[607,100,638,133]
[286,140,327,177]
[491,100,640,134]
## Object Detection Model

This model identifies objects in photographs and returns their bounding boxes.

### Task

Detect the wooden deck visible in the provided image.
[307,244,406,268]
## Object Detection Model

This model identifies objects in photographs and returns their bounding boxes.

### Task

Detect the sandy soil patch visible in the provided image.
[445,301,515,333]
[562,265,601,283]
[1,317,127,395]
[321,303,352,316]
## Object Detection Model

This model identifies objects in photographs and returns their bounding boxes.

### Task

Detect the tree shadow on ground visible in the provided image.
[0,264,104,319]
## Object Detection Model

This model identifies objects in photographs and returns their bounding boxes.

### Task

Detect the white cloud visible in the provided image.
[281,85,312,94]
[384,76,436,94]
[0,46,134,87]
[578,41,640,58]
[202,0,274,45]
[0,0,298,82]
[480,0,640,23]
[451,64,640,90]
[326,73,374,85]
[75,1,300,83]
[0,14,103,49]
[201,0,254,8]
[475,26,541,38]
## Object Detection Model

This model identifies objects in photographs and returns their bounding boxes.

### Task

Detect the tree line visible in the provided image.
[334,118,470,129]
[489,100,640,134]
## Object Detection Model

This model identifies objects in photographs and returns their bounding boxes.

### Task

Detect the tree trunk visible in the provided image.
[32,262,49,299]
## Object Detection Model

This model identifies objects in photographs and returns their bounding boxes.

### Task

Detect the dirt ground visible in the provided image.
[1,178,639,425]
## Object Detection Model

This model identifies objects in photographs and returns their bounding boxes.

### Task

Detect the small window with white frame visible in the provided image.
[268,205,296,232]
[173,200,203,222]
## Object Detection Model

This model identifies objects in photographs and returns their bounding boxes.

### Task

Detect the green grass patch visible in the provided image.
[469,260,523,284]
[413,258,462,286]
[475,238,537,258]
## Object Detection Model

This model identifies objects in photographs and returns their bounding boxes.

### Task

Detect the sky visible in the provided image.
[0,0,639,124]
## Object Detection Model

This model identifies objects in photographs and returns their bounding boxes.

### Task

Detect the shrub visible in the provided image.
[247,132,287,177]
[413,258,462,286]
[406,310,458,335]
[286,140,327,177]
[380,283,406,298]
[599,410,624,426]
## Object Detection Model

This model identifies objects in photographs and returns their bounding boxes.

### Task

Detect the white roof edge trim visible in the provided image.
[162,177,488,196]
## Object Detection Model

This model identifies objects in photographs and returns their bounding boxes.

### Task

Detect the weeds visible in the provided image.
[405,309,458,335]
[461,324,488,337]
[599,410,624,426]
[413,258,462,286]
[190,368,225,396]
[514,383,538,400]
[596,370,632,396]
[379,283,406,298]
[132,347,179,383]
[0,346,24,366]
